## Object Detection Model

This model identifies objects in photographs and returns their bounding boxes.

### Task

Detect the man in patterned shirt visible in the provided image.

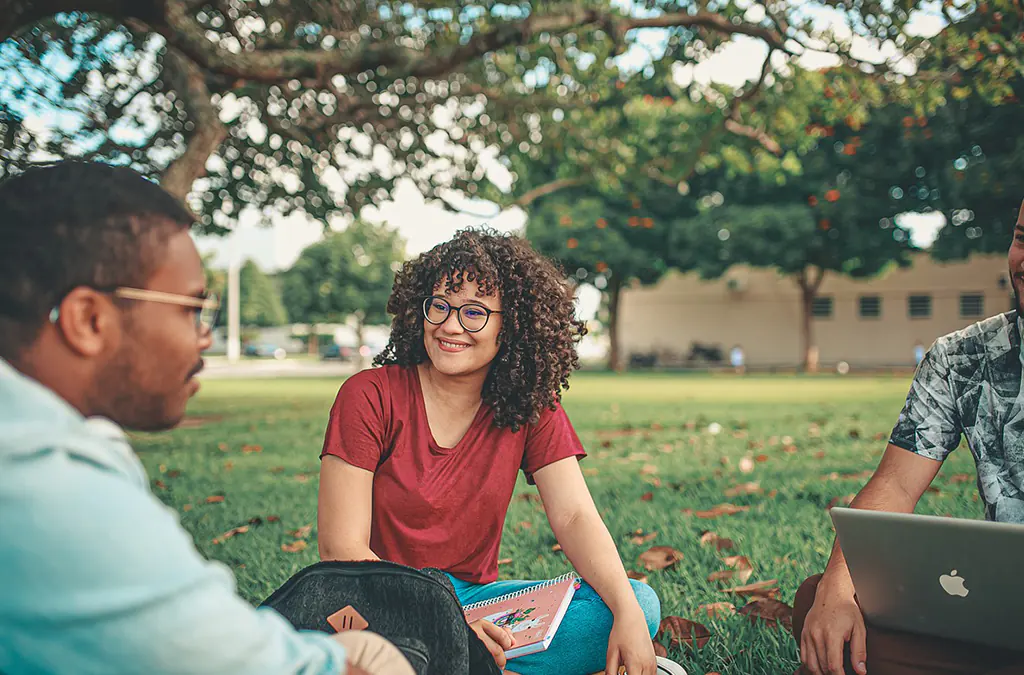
[793,200,1024,675]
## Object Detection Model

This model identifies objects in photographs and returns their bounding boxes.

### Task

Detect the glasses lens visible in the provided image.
[199,293,220,333]
[459,304,489,332]
[424,297,450,325]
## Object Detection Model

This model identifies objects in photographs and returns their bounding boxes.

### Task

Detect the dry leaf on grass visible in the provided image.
[213,525,249,545]
[626,570,649,583]
[873,432,888,441]
[695,503,750,519]
[782,444,798,454]
[814,451,826,459]
[241,444,262,453]
[205,495,225,504]
[267,515,280,522]
[640,464,659,476]
[281,540,308,553]
[497,558,513,566]
[738,598,793,631]
[827,495,855,509]
[697,602,736,620]
[288,524,313,539]
[722,579,780,599]
[223,461,234,471]
[699,531,736,552]
[755,454,769,463]
[630,530,658,546]
[657,616,711,650]
[182,504,193,512]
[154,480,168,491]
[269,466,285,474]
[641,492,654,502]
[638,546,684,571]
[949,473,973,484]
[217,443,229,451]
[708,556,754,584]
[724,482,762,497]
[583,468,600,477]
[551,543,563,553]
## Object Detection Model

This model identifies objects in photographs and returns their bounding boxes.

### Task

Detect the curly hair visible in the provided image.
[374,228,587,431]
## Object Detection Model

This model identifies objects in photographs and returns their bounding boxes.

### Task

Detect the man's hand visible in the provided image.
[332,630,415,675]
[469,619,516,670]
[800,579,867,675]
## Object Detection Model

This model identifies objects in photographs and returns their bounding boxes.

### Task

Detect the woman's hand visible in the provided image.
[605,609,656,675]
[469,619,516,670]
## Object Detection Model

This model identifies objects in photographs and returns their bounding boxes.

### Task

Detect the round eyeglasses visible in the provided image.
[422,296,501,333]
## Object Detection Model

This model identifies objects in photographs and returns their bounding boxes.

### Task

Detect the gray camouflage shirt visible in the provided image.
[890,311,1024,523]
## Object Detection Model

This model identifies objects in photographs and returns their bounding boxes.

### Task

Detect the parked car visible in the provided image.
[244,343,287,360]
[321,344,354,361]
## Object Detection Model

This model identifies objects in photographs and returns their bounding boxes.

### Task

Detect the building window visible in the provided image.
[960,293,984,319]
[908,294,932,319]
[859,295,882,319]
[812,296,833,319]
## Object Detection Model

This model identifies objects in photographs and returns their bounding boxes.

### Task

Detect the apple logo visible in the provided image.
[939,569,970,598]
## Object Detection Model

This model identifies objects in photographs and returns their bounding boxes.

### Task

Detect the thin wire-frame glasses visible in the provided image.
[422,296,501,333]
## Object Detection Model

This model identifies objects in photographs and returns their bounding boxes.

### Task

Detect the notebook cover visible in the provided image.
[462,573,580,659]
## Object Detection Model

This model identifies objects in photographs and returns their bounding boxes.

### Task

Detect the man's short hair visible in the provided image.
[0,161,193,361]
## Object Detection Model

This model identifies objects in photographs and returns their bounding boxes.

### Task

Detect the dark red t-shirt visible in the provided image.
[321,365,586,584]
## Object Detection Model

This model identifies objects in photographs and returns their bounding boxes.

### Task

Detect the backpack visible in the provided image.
[260,560,501,675]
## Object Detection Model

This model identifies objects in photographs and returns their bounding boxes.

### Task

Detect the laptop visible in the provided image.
[830,507,1024,650]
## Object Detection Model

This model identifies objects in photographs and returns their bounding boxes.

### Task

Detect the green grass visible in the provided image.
[133,372,980,675]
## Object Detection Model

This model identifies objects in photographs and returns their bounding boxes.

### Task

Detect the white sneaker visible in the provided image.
[656,656,688,675]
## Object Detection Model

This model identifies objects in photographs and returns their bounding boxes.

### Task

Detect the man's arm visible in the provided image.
[317,455,379,562]
[818,444,944,593]
[0,447,350,675]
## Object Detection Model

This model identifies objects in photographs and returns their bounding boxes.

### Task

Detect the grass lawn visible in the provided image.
[133,372,981,675]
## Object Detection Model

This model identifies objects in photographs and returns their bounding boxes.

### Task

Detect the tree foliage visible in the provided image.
[280,219,403,329]
[3,0,1013,235]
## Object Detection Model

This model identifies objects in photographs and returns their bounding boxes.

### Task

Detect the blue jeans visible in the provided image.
[448,574,661,675]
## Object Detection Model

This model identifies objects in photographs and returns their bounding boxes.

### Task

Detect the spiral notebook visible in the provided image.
[462,572,581,659]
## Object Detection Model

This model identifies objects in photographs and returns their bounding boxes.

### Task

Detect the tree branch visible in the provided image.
[160,48,227,201]
[158,1,791,85]
[514,177,588,208]
[723,117,782,155]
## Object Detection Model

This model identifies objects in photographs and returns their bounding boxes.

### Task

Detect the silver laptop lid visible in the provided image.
[830,507,1024,650]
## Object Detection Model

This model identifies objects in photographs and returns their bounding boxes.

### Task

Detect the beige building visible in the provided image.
[618,253,1014,369]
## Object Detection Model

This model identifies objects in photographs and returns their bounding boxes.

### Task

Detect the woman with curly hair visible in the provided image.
[317,228,664,675]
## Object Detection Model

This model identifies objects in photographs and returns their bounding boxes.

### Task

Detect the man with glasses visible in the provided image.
[0,161,412,675]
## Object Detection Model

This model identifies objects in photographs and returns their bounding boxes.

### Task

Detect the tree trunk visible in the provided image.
[308,325,319,356]
[159,48,227,202]
[607,276,624,373]
[354,312,367,371]
[796,267,826,373]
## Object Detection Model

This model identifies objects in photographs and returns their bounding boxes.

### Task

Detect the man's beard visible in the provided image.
[90,337,177,431]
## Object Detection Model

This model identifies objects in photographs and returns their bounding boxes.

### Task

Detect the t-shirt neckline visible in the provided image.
[412,365,488,454]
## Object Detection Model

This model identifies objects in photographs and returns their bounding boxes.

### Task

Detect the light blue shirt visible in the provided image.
[0,359,348,674]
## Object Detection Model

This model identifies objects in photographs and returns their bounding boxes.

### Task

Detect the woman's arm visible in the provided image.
[534,457,657,675]
[533,457,636,614]
[317,455,380,562]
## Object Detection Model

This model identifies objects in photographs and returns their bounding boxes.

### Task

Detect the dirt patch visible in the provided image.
[176,415,224,429]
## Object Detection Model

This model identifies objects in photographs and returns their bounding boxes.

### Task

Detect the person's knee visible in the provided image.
[628,580,661,637]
